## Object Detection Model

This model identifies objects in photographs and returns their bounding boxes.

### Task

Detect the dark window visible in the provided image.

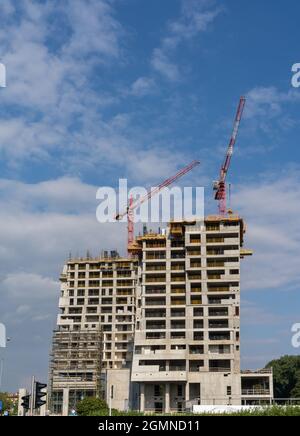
[177,385,183,397]
[154,385,163,397]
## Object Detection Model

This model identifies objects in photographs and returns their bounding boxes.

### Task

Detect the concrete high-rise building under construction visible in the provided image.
[49,215,273,415]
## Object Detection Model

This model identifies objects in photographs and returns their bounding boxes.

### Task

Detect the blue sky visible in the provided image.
[0,0,300,391]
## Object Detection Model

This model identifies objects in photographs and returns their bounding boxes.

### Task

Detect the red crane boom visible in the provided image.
[214,96,246,215]
[116,160,200,252]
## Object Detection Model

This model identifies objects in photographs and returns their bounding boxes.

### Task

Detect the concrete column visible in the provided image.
[62,388,69,417]
[185,382,190,403]
[165,383,170,413]
[140,384,145,412]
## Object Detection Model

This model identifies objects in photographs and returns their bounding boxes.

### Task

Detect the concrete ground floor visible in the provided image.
[48,369,273,415]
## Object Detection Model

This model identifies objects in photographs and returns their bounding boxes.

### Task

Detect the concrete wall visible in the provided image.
[106,369,132,411]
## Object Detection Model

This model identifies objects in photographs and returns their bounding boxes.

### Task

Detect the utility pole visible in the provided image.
[0,355,4,392]
[30,376,35,417]
[109,385,114,417]
[0,323,9,392]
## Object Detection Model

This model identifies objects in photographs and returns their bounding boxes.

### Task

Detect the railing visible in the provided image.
[207,262,225,267]
[171,300,186,305]
[171,324,186,330]
[209,367,231,372]
[206,226,220,231]
[146,244,166,248]
[241,369,273,374]
[169,367,186,372]
[209,323,229,329]
[145,312,166,318]
[207,238,225,243]
[207,250,224,255]
[171,276,185,282]
[146,266,166,271]
[145,289,165,294]
[145,277,166,283]
[145,300,166,306]
[208,287,230,292]
[190,348,204,354]
[209,311,228,316]
[171,312,185,318]
[171,289,185,294]
[242,389,271,396]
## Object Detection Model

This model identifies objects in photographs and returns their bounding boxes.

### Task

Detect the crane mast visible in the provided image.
[214,96,246,215]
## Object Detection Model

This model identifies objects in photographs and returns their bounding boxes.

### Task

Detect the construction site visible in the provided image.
[48,97,274,415]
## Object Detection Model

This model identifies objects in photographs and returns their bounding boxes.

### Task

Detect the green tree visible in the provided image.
[0,392,13,413]
[291,370,300,398]
[76,397,108,416]
[265,355,300,398]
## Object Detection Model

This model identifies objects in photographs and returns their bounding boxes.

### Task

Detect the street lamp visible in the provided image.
[0,323,11,392]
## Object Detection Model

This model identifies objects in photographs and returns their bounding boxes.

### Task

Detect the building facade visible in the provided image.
[130,216,273,412]
[49,216,273,415]
[49,254,140,415]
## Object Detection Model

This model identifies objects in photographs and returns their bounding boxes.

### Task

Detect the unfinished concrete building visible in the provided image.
[49,216,273,415]
[130,216,273,412]
[49,254,140,415]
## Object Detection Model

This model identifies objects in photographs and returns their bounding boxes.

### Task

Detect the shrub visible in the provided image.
[76,397,108,416]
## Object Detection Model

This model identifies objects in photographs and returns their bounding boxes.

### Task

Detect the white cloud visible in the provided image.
[0,1,191,181]
[62,0,123,60]
[16,305,31,315]
[0,0,122,111]
[130,77,156,97]
[0,175,128,389]
[234,172,300,292]
[0,177,127,275]
[2,273,59,300]
[151,49,180,82]
[244,86,300,135]
[151,0,221,80]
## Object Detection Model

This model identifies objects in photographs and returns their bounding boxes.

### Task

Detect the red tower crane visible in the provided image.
[213,96,246,215]
[116,160,200,253]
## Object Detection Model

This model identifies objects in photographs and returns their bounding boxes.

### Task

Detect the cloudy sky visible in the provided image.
[0,0,300,391]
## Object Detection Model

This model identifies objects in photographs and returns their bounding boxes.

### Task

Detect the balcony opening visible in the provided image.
[209,360,231,372]
[189,360,204,372]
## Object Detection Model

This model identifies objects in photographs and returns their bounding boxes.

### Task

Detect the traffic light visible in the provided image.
[21,394,31,411]
[34,382,47,409]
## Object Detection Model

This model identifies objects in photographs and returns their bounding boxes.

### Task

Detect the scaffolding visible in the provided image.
[49,326,104,411]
